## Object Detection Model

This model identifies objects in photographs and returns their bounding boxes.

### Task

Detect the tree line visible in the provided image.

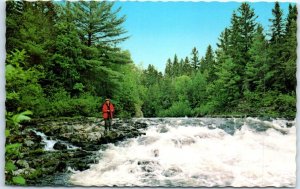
[141,2,297,118]
[6,1,297,120]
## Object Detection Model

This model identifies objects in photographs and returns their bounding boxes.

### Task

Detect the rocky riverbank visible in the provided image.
[8,117,148,186]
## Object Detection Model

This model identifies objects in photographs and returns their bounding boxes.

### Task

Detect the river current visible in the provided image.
[69,117,296,187]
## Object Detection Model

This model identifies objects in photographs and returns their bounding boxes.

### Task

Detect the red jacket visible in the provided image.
[102,103,114,119]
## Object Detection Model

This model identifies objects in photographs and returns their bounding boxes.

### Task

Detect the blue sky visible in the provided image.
[114,2,292,72]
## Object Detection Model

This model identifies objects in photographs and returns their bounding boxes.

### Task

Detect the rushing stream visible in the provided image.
[33,130,78,151]
[69,117,296,187]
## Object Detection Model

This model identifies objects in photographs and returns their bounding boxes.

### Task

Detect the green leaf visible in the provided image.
[20,110,33,116]
[12,176,26,185]
[12,110,33,125]
[5,143,22,154]
[5,161,16,172]
[5,129,10,137]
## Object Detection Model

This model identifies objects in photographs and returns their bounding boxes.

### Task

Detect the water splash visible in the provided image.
[33,130,78,151]
[69,118,295,187]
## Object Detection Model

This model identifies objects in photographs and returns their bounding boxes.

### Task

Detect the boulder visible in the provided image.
[53,142,68,150]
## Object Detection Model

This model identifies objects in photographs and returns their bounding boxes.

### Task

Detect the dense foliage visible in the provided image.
[6,1,297,120]
[141,2,297,118]
[6,1,144,118]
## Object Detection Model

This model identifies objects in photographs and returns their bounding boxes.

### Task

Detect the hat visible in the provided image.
[105,98,110,101]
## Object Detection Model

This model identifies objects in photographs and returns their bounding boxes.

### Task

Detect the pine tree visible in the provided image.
[173,54,179,77]
[227,3,257,95]
[190,47,200,71]
[216,28,230,56]
[285,4,297,35]
[237,3,257,56]
[179,58,185,76]
[215,28,231,73]
[244,25,270,92]
[201,45,215,75]
[282,4,297,91]
[269,2,285,44]
[165,58,173,77]
[72,1,128,47]
[268,2,286,91]
[182,56,191,75]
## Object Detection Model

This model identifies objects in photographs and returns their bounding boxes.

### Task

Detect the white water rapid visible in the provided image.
[69,118,296,187]
[34,130,78,151]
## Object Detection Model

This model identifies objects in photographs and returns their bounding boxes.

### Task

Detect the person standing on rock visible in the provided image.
[102,98,114,131]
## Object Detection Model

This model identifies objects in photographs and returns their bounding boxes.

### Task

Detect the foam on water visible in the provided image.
[69,118,296,187]
[34,130,78,151]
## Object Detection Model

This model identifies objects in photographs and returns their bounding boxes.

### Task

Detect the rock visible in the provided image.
[55,162,67,172]
[53,142,68,150]
[134,121,148,129]
[13,168,36,176]
[162,166,182,177]
[286,122,294,128]
[137,160,160,173]
[158,126,168,133]
[28,130,42,142]
[24,140,35,147]
[17,160,30,169]
[153,149,159,157]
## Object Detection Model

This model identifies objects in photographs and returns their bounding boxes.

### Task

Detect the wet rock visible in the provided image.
[16,117,150,185]
[28,130,42,142]
[162,166,182,177]
[286,122,294,128]
[134,121,148,129]
[53,142,68,150]
[158,126,169,133]
[180,137,195,145]
[138,136,158,145]
[138,160,160,172]
[153,149,159,157]
[56,162,67,172]
[218,120,243,135]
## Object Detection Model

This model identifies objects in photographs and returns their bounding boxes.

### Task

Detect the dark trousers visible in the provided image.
[104,118,112,131]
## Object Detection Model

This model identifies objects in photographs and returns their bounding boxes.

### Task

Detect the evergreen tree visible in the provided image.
[72,1,128,47]
[178,58,185,76]
[201,45,215,81]
[244,25,270,92]
[226,3,257,95]
[173,54,180,77]
[269,2,285,43]
[199,57,205,73]
[282,4,297,91]
[182,56,191,75]
[142,64,162,87]
[165,58,173,77]
[216,28,230,57]
[237,3,257,56]
[190,47,200,71]
[285,4,297,35]
[268,2,286,91]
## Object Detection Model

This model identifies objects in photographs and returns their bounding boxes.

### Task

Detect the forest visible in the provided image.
[6,1,297,119]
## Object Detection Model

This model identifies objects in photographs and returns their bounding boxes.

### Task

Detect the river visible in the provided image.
[69,117,296,187]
